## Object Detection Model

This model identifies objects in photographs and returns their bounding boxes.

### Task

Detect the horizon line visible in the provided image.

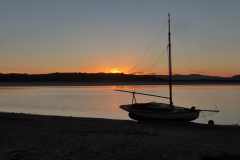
[0,72,239,78]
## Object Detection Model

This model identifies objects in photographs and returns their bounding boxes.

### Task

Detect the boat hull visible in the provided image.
[120,105,200,121]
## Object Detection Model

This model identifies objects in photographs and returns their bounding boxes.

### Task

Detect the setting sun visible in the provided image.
[111,68,121,73]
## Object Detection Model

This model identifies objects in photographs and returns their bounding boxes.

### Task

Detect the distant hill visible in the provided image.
[157,74,238,80]
[232,75,240,79]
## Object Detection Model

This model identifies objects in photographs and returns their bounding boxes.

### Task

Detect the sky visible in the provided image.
[0,0,239,77]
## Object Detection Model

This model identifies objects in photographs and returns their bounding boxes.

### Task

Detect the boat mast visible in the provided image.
[168,13,173,107]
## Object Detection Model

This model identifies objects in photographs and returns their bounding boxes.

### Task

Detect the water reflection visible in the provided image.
[0,85,239,125]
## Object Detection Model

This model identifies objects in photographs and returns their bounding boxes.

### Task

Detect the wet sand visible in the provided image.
[1,112,240,160]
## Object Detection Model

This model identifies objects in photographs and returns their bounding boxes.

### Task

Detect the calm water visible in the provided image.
[0,85,239,125]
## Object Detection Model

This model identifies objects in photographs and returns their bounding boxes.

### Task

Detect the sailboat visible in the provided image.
[115,14,219,121]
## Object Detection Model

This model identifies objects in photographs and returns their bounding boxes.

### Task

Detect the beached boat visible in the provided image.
[115,14,219,121]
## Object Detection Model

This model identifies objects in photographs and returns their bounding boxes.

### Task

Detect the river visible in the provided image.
[0,85,239,125]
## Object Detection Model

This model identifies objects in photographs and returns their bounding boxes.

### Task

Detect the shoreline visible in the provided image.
[0,81,240,86]
[1,112,240,159]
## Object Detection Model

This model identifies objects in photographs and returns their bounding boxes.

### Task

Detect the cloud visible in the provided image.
[130,72,159,75]
[131,72,144,75]
[0,71,26,74]
[146,72,156,75]
[188,70,205,74]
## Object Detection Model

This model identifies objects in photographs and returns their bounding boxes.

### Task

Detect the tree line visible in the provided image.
[0,73,167,82]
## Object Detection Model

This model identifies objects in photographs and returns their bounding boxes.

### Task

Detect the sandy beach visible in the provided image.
[1,112,240,160]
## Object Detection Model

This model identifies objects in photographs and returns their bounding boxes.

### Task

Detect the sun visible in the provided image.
[111,68,121,73]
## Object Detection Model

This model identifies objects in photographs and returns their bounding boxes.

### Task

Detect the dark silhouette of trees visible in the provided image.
[1,73,239,82]
[0,73,166,82]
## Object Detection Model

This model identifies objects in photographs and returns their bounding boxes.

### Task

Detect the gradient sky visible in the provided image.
[0,0,239,77]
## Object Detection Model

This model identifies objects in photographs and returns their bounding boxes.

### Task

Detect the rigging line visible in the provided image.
[147,46,168,76]
[129,22,168,74]
[120,22,167,105]
[122,93,133,105]
[171,22,219,111]
[122,46,168,104]
[134,46,168,92]
[170,22,198,73]
[201,112,215,117]
[201,111,208,122]
[199,114,216,120]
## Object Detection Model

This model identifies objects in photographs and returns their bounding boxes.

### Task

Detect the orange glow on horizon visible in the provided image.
[110,68,121,74]
[108,68,130,74]
[1,69,237,77]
